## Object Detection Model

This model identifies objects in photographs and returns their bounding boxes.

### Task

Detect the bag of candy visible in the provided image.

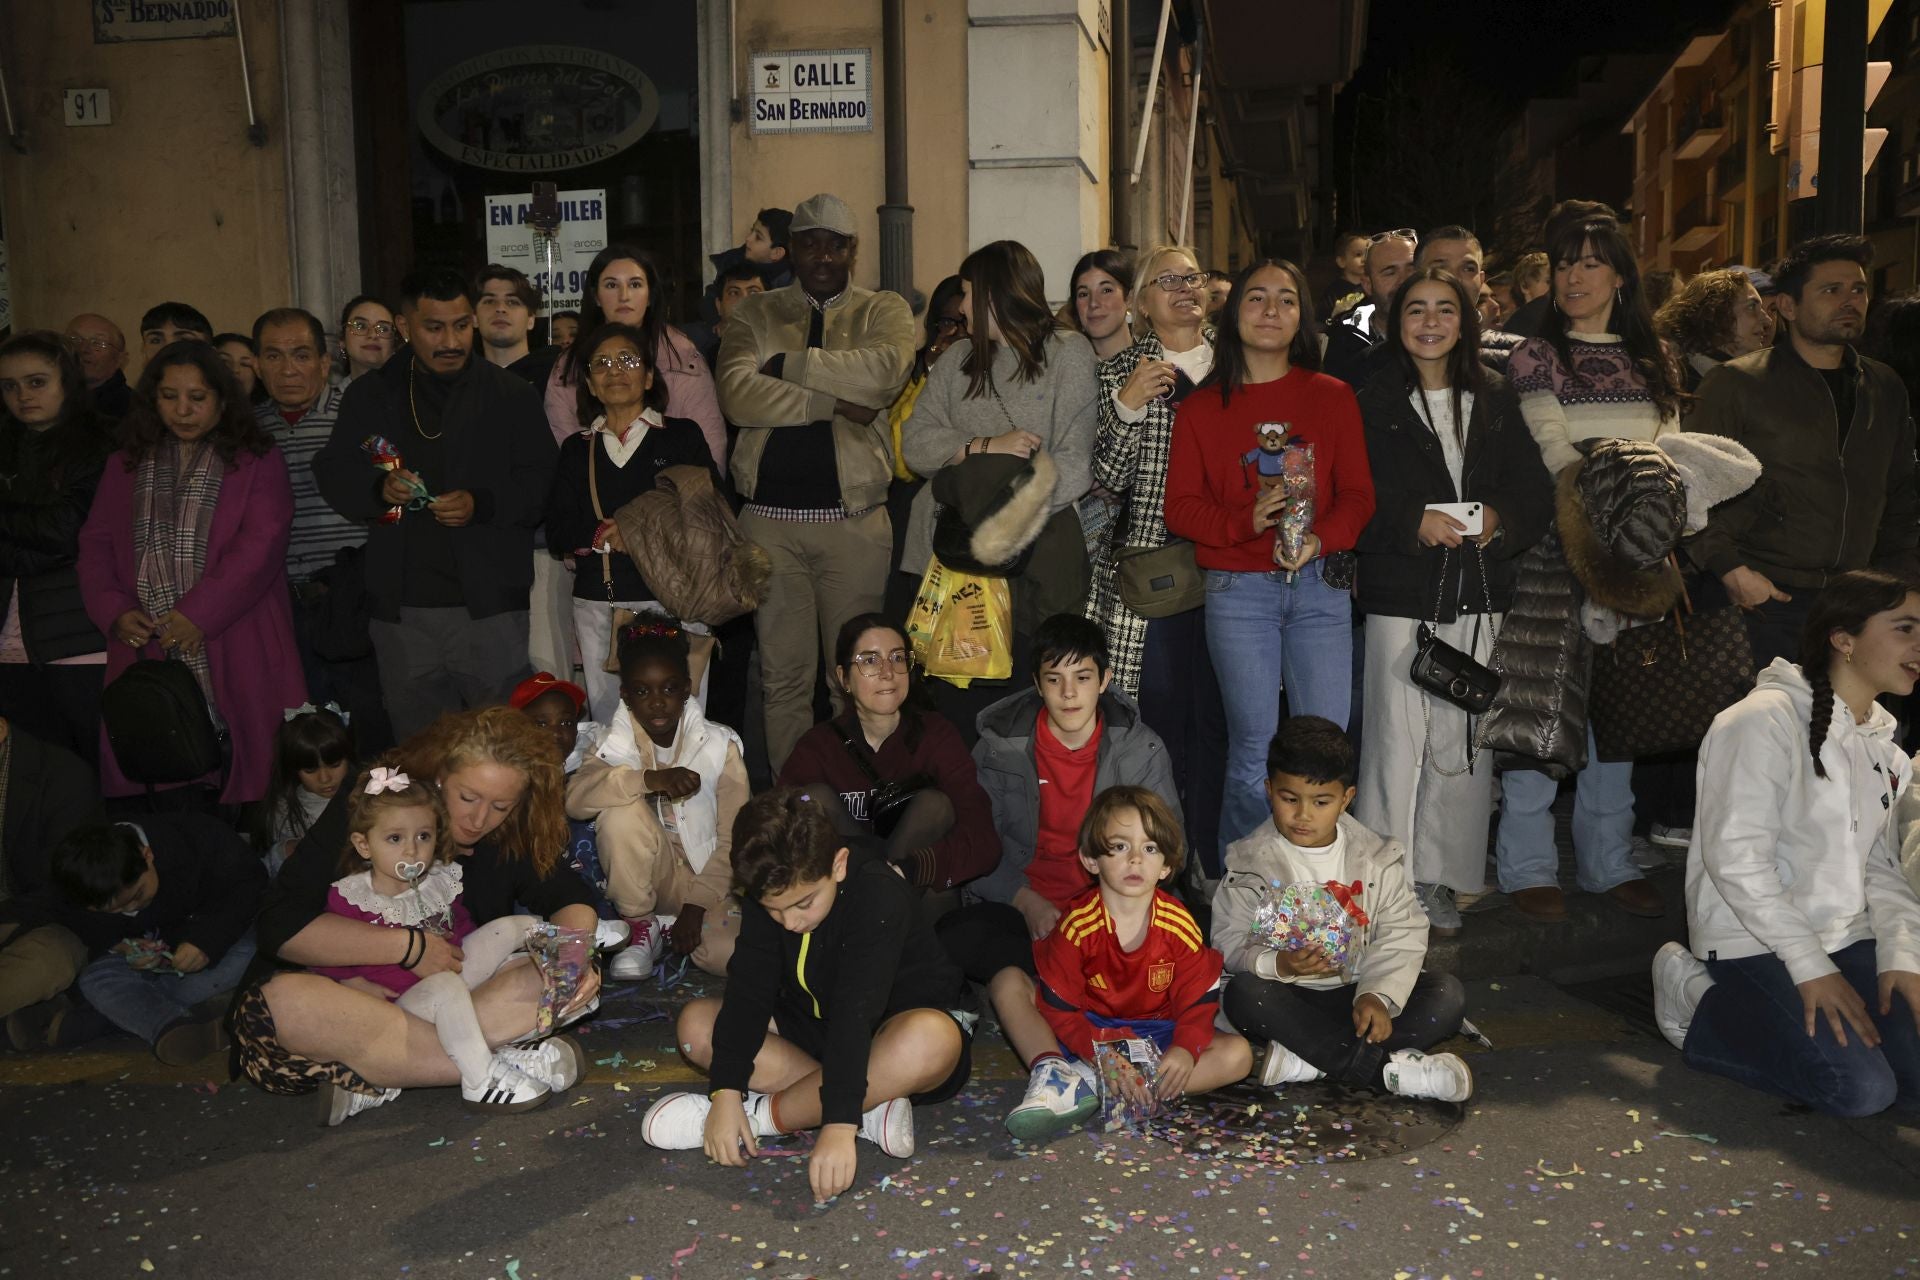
[1247,881,1367,976]
[1275,442,1316,580]
[525,923,595,1035]
[111,936,177,974]
[1093,1031,1163,1134]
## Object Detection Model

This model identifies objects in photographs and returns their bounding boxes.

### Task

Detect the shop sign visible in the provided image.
[92,1,236,42]
[750,49,873,135]
[417,46,659,174]
[483,189,607,312]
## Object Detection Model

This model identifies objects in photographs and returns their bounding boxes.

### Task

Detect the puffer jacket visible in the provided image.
[611,464,770,627]
[1479,438,1687,775]
[0,414,110,663]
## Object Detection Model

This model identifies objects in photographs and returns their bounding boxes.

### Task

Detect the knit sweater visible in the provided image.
[898,330,1098,575]
[1162,368,1376,572]
[1507,333,1676,475]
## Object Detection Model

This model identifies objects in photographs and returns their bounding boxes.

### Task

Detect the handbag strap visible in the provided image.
[834,720,887,788]
[1420,543,1497,780]
[986,382,1022,438]
[587,436,614,603]
[1428,543,1497,628]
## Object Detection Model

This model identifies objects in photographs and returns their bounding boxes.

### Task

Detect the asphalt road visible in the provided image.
[2,974,1916,1279]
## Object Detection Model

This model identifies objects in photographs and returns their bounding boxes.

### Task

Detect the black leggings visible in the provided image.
[1222,970,1466,1088]
[809,788,956,865]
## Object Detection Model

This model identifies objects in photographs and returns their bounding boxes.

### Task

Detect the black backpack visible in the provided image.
[100,657,226,785]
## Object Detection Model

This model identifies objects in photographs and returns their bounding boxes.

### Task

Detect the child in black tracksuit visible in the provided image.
[642,788,974,1203]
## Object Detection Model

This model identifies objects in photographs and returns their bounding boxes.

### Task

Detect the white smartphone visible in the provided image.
[1425,501,1484,537]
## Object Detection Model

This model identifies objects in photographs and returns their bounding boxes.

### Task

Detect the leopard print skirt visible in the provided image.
[229,981,382,1098]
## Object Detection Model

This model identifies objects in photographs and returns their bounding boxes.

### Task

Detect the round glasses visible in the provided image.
[1151,271,1208,293]
[848,650,910,676]
[588,351,648,374]
[344,318,396,337]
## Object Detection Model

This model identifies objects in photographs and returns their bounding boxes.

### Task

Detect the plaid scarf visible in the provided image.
[133,440,226,716]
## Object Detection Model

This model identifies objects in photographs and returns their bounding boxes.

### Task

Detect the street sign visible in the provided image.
[749,49,873,135]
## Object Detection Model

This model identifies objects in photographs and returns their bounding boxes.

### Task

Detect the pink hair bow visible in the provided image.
[365,767,412,796]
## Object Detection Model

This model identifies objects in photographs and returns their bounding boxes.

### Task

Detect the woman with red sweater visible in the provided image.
[1164,260,1375,854]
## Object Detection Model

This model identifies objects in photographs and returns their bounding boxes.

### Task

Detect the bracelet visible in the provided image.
[971,436,984,456]
[399,926,423,970]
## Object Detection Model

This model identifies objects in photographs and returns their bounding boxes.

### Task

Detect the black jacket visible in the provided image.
[544,415,722,602]
[57,813,265,962]
[1684,340,1918,589]
[1354,370,1554,621]
[0,728,100,934]
[314,352,558,621]
[243,782,594,991]
[0,415,110,663]
[708,854,969,1125]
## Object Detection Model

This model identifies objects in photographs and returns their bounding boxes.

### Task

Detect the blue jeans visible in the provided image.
[1495,725,1639,893]
[1685,940,1920,1117]
[77,934,257,1045]
[1205,562,1354,854]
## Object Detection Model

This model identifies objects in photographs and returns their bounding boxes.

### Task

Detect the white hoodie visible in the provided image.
[1686,658,1920,983]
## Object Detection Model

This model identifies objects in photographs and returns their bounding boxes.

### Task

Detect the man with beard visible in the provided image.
[1685,234,1918,665]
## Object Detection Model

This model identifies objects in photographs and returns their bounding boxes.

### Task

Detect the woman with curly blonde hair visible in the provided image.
[1656,267,1773,392]
[230,706,601,1126]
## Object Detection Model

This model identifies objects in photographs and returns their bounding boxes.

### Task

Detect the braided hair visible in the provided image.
[1795,570,1917,778]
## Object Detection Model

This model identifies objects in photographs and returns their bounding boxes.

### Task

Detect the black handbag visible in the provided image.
[1410,546,1502,716]
[100,651,227,785]
[835,723,933,840]
[1589,574,1754,761]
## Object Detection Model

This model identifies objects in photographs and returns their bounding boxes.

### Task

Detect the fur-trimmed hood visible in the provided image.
[930,450,1060,575]
[1557,443,1685,619]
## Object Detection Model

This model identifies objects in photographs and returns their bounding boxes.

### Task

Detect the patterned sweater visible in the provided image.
[1507,333,1676,474]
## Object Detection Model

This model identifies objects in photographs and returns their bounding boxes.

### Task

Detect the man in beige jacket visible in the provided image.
[716,192,917,771]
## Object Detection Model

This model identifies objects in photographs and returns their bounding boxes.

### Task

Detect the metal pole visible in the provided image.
[235,0,267,145]
[1814,0,1868,233]
[879,0,913,300]
[1109,0,1133,249]
[1176,40,1203,245]
[1130,0,1172,185]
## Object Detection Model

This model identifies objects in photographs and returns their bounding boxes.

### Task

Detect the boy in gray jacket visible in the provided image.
[1212,716,1472,1101]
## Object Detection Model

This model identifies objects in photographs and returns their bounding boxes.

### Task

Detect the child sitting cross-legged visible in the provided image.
[1012,786,1253,1142]
[1211,716,1473,1102]
[643,787,975,1204]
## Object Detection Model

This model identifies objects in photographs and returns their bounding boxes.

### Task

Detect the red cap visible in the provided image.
[510,671,587,712]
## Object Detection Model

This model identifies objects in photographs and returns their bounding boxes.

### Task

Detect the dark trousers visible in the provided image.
[1691,571,1817,670]
[936,901,1035,985]
[1686,939,1920,1117]
[0,662,103,768]
[289,585,394,754]
[1138,607,1227,875]
[1222,969,1466,1087]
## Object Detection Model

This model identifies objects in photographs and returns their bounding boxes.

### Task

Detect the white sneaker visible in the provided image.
[593,919,631,951]
[642,1091,713,1149]
[497,1034,585,1091]
[1630,836,1668,871]
[607,916,663,980]
[1005,1056,1098,1142]
[1383,1049,1473,1103]
[1649,824,1692,850]
[462,1059,553,1114]
[316,1083,400,1128]
[858,1096,915,1157]
[1652,940,1712,1050]
[1259,1042,1325,1088]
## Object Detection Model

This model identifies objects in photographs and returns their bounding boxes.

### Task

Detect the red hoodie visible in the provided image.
[1163,368,1375,572]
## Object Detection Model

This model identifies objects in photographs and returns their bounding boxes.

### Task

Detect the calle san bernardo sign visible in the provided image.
[416,45,660,174]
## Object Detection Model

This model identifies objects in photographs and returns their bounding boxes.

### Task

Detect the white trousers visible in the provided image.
[528,553,579,681]
[571,597,711,725]
[1353,612,1500,893]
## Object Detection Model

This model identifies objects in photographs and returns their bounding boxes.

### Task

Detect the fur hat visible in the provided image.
[930,451,1060,576]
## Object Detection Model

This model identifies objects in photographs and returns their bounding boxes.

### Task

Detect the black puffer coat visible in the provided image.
[1480,438,1687,776]
[1353,369,1553,621]
[0,413,110,663]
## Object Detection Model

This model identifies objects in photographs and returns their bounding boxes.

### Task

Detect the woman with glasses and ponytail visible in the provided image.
[543,324,724,724]
[1655,569,1920,1118]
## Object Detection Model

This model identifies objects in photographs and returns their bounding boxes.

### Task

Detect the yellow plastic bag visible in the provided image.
[905,557,1012,687]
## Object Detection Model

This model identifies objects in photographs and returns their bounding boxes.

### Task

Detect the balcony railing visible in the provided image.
[1671,196,1726,251]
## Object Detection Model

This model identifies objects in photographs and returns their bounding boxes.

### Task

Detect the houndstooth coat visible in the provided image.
[1084,331,1210,695]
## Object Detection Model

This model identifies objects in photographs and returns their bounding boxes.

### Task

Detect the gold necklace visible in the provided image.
[408,364,443,441]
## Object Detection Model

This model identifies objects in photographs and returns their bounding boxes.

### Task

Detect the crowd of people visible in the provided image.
[2,186,1919,1202]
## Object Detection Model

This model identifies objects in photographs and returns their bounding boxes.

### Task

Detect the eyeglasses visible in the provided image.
[1151,271,1209,293]
[849,649,910,676]
[588,351,648,374]
[344,318,396,337]
[63,334,120,353]
[1368,228,1417,247]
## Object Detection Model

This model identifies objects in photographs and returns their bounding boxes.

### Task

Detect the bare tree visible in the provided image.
[1348,52,1544,264]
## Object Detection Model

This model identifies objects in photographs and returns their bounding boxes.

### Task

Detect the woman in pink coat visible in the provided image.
[78,341,306,805]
